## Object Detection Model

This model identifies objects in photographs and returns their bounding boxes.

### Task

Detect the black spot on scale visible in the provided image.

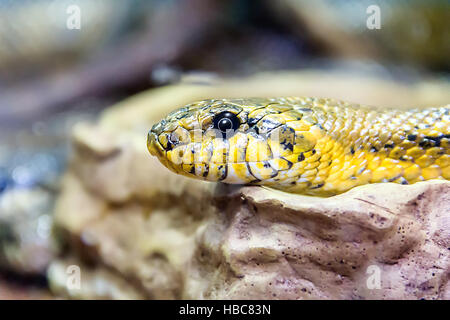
[384,143,394,149]
[370,146,378,152]
[298,153,305,162]
[312,149,316,155]
[202,165,209,178]
[281,140,294,151]
[189,166,195,174]
[423,134,450,147]
[432,139,441,147]
[248,118,258,126]
[217,165,228,181]
[419,139,434,148]
[310,183,324,189]
[407,134,417,141]
[350,147,355,155]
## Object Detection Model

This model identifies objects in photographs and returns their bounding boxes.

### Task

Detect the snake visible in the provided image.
[147,97,449,196]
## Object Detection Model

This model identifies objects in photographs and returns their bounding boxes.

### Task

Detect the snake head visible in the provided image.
[148,99,247,178]
[148,97,321,185]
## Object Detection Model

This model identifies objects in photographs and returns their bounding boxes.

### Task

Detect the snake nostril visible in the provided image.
[168,134,180,149]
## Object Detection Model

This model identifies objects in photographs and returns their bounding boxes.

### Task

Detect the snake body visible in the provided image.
[147,97,449,196]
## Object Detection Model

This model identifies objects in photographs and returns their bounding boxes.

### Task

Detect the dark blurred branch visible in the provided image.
[0,0,220,125]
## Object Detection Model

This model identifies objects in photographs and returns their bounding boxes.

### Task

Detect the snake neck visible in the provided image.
[269,106,449,195]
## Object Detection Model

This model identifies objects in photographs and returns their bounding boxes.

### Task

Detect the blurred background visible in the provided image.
[0,0,449,299]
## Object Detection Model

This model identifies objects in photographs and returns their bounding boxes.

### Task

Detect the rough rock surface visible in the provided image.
[49,72,450,299]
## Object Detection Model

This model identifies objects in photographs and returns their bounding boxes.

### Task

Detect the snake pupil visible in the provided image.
[213,111,240,134]
[218,118,232,131]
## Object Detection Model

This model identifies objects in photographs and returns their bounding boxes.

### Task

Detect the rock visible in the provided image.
[50,71,450,299]
[0,188,54,275]
[196,181,449,299]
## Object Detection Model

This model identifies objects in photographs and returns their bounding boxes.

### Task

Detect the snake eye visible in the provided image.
[213,111,240,134]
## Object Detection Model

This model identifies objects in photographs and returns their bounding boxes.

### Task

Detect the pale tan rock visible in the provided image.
[50,72,450,299]
[186,181,449,299]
